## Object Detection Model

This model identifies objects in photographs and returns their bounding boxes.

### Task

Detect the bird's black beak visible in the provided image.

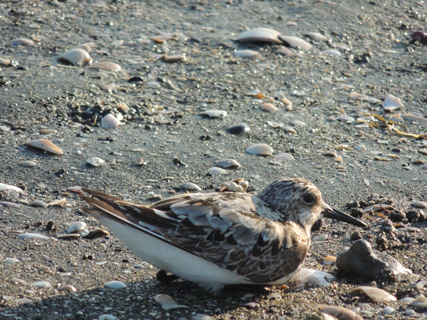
[322,206,369,228]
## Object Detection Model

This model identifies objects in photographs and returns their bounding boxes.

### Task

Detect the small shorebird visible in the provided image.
[75,177,367,292]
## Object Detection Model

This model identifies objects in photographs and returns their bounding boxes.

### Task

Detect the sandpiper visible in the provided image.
[74,177,367,292]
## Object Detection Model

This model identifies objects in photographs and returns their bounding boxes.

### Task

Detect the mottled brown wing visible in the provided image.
[79,188,308,283]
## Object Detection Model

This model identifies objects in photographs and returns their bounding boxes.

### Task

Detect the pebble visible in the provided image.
[18,233,50,240]
[26,139,63,155]
[274,153,295,161]
[99,315,117,320]
[305,32,327,41]
[261,103,277,112]
[105,281,127,289]
[351,286,397,303]
[18,160,38,167]
[11,277,27,285]
[227,124,249,134]
[383,306,396,314]
[57,48,92,66]
[101,114,120,129]
[87,157,106,167]
[4,258,19,264]
[215,159,240,169]
[291,120,306,127]
[89,62,121,71]
[162,54,186,63]
[153,294,188,310]
[31,280,52,288]
[11,38,34,47]
[30,200,48,207]
[179,182,202,191]
[200,110,227,118]
[279,35,312,50]
[235,27,282,44]
[246,144,274,156]
[15,298,33,305]
[208,167,228,175]
[67,221,87,234]
[323,49,341,56]
[0,201,21,208]
[410,201,427,209]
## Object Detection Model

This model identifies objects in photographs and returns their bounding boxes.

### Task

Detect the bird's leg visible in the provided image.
[156,270,180,283]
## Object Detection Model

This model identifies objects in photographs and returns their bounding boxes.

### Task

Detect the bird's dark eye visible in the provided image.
[303,194,315,204]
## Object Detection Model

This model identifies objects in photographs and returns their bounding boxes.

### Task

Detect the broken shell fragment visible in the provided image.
[383,94,403,112]
[162,54,186,63]
[235,27,283,44]
[279,36,312,50]
[101,114,120,129]
[180,182,202,191]
[87,157,106,167]
[292,268,335,287]
[57,48,92,66]
[261,103,278,112]
[26,139,63,155]
[215,159,241,169]
[246,144,273,156]
[351,286,397,303]
[154,294,188,310]
[67,222,87,234]
[200,110,227,118]
[89,62,122,72]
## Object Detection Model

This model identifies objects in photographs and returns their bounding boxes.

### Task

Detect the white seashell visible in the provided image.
[87,157,106,167]
[200,110,227,118]
[246,144,273,156]
[101,114,120,129]
[154,294,188,310]
[30,200,48,207]
[4,258,20,264]
[235,28,282,44]
[75,43,94,53]
[323,49,341,56]
[180,182,202,191]
[11,38,35,47]
[215,159,241,169]
[59,284,77,292]
[222,182,244,192]
[292,268,335,287]
[0,183,24,194]
[31,281,51,288]
[89,62,121,71]
[57,48,92,66]
[105,280,127,289]
[67,222,87,234]
[260,103,277,112]
[274,153,295,161]
[411,201,427,209]
[351,286,397,303]
[279,35,312,50]
[234,50,261,58]
[319,305,363,320]
[282,126,297,134]
[26,139,63,155]
[208,167,228,175]
[47,198,67,207]
[18,160,38,167]
[18,233,50,240]
[383,94,403,112]
[415,280,427,290]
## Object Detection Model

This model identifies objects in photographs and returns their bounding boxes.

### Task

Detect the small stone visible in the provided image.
[105,281,127,289]
[11,38,35,47]
[4,258,19,264]
[200,110,227,118]
[57,48,92,66]
[180,182,202,191]
[87,157,106,167]
[30,200,48,207]
[208,167,228,175]
[89,62,121,71]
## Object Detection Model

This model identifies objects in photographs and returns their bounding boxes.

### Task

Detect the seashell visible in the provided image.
[267,121,284,128]
[87,157,106,167]
[349,92,381,104]
[0,57,11,66]
[75,43,94,52]
[80,228,110,239]
[274,153,295,161]
[409,294,427,311]
[227,124,250,134]
[355,145,367,152]
[246,144,273,156]
[282,126,297,134]
[59,284,77,292]
[319,305,363,320]
[279,36,312,50]
[0,183,24,194]
[401,112,427,124]
[15,298,33,305]
[291,120,306,127]
[89,62,122,72]
[208,167,228,175]
[383,306,396,315]
[282,97,293,110]
[351,286,397,303]
[18,160,38,167]
[410,201,427,209]
[261,103,277,112]
[154,294,188,310]
[336,115,355,123]
[215,159,241,169]
[383,94,403,112]
[323,151,338,158]
[26,139,63,155]
[105,280,126,289]
[18,233,50,240]
[101,114,120,129]
[47,198,67,207]
[57,48,92,66]
[305,32,327,42]
[235,27,283,44]
[31,281,51,288]
[180,182,202,191]
[292,268,335,287]
[415,280,427,290]
[30,200,48,207]
[234,50,261,58]
[276,47,299,57]
[67,221,87,234]
[0,201,20,208]
[11,38,35,47]
[323,49,341,56]
[335,155,343,163]
[200,110,227,118]
[162,54,186,63]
